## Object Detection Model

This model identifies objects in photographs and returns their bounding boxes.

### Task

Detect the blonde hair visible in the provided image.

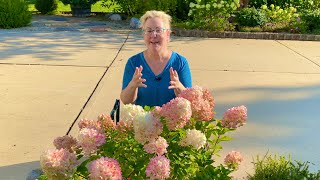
[140,10,172,30]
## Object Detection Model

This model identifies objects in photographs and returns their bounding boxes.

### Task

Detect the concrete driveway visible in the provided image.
[0,23,320,179]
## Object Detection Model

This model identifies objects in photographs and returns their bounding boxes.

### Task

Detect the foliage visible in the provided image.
[187,0,240,31]
[255,4,303,32]
[35,0,58,14]
[236,7,267,27]
[0,0,32,29]
[300,10,320,33]
[28,1,115,13]
[248,153,320,180]
[248,0,320,10]
[101,0,195,20]
[101,0,146,16]
[174,0,197,21]
[238,26,262,32]
[61,0,100,7]
[39,86,247,179]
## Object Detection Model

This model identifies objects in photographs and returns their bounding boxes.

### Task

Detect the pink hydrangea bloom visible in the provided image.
[178,86,215,121]
[221,105,247,128]
[144,136,168,156]
[78,118,102,131]
[98,113,116,130]
[78,128,106,156]
[160,97,192,130]
[53,135,78,152]
[224,151,244,169]
[179,129,207,149]
[116,120,133,134]
[40,148,78,180]
[89,157,122,180]
[146,156,170,180]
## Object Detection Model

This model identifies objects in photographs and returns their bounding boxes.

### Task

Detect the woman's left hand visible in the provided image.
[168,67,186,96]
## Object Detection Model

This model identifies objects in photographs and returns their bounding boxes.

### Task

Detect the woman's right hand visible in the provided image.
[129,65,147,88]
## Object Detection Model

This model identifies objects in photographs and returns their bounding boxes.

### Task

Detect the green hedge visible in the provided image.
[0,0,32,29]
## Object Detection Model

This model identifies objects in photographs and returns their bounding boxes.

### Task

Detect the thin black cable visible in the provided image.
[66,33,129,135]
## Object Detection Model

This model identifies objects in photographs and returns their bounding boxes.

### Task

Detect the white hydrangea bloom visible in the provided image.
[121,104,144,123]
[179,129,207,150]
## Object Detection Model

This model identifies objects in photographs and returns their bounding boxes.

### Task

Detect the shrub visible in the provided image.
[187,0,240,31]
[174,0,197,21]
[61,0,100,7]
[248,153,320,180]
[301,10,320,32]
[249,0,320,10]
[35,0,58,14]
[102,0,147,16]
[38,86,248,179]
[236,7,267,27]
[0,0,32,29]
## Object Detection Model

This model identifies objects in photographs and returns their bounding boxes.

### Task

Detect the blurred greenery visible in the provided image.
[26,0,117,12]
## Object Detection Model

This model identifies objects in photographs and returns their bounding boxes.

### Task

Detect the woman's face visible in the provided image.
[143,17,170,53]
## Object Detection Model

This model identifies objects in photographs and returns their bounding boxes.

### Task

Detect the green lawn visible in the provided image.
[27,0,117,13]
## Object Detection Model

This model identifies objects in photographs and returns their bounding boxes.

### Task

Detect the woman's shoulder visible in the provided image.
[171,51,188,63]
[127,52,144,65]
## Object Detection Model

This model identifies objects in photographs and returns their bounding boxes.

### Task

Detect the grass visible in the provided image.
[248,153,320,180]
[27,0,117,13]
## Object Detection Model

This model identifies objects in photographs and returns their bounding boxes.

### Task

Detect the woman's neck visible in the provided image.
[145,48,171,62]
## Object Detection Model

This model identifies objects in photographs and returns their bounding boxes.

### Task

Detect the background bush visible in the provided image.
[35,0,58,14]
[248,153,320,180]
[102,0,194,20]
[173,0,196,21]
[0,0,32,29]
[236,7,267,27]
[248,0,320,10]
[301,10,320,33]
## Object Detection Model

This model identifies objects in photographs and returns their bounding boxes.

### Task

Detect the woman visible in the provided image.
[120,10,192,107]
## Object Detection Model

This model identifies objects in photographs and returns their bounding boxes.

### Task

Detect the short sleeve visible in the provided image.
[122,58,135,90]
[178,56,192,88]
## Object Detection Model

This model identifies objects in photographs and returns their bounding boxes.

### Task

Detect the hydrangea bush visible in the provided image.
[187,0,240,31]
[39,86,247,180]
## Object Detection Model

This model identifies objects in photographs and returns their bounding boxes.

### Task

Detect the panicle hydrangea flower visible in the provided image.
[145,110,163,139]
[98,113,116,130]
[221,105,247,128]
[178,86,215,121]
[53,135,78,153]
[144,136,168,156]
[133,111,148,144]
[120,104,145,134]
[89,157,122,180]
[78,128,106,156]
[224,151,244,169]
[133,112,163,144]
[116,120,133,134]
[78,118,102,131]
[179,129,207,149]
[121,104,145,122]
[146,156,170,180]
[160,97,192,130]
[40,148,78,180]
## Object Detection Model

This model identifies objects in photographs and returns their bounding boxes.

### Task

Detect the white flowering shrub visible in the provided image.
[187,0,240,31]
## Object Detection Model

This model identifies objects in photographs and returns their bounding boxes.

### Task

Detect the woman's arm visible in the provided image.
[168,58,192,96]
[120,66,146,104]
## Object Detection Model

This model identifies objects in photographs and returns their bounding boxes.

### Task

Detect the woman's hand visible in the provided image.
[168,67,186,96]
[128,65,147,88]
[120,66,146,104]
